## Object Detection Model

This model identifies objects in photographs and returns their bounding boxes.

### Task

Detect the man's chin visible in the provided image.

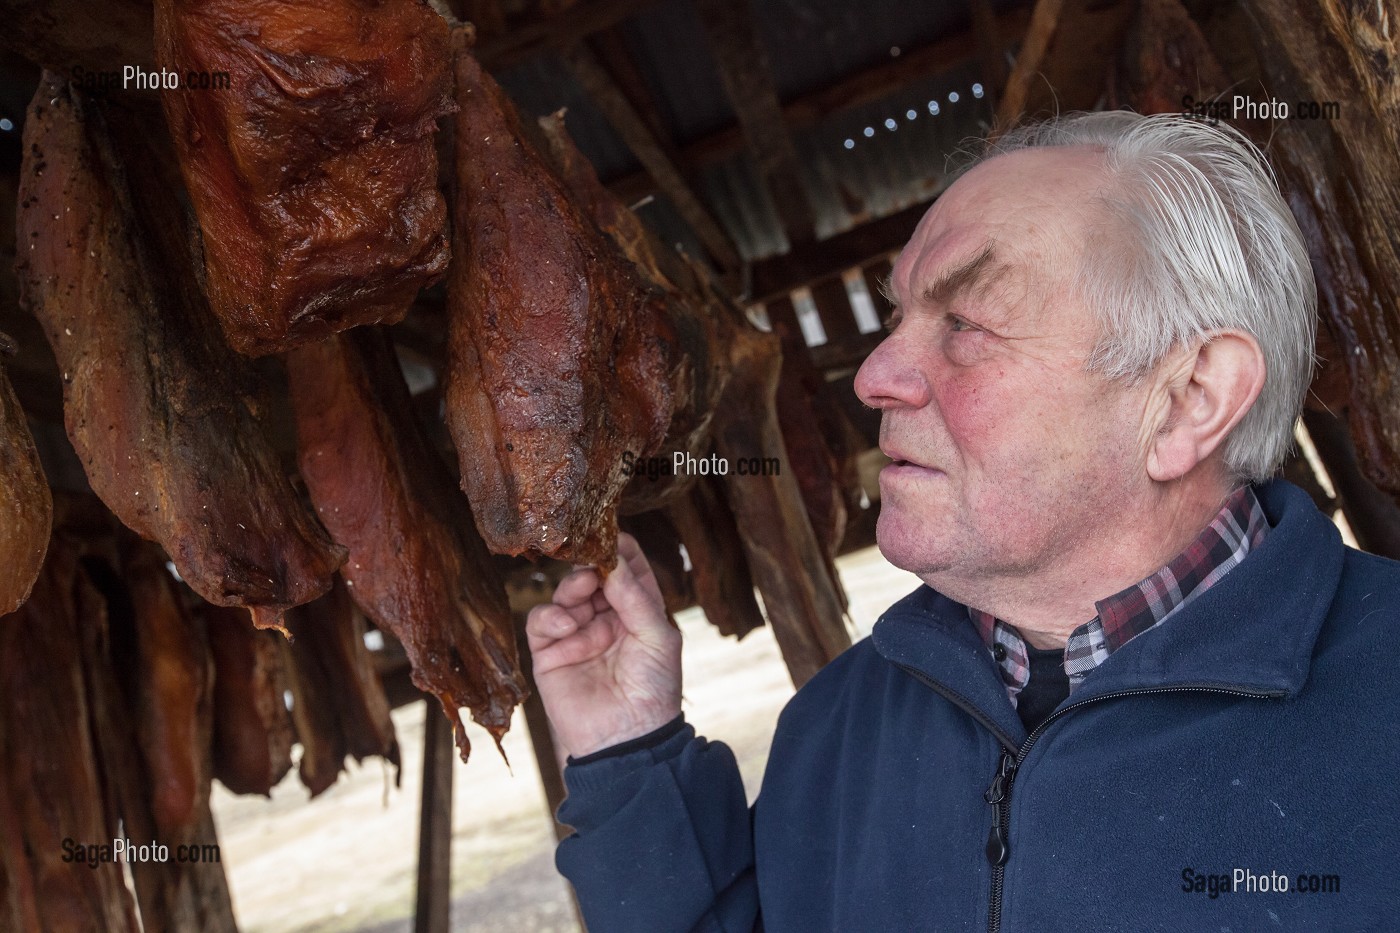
[874,512,955,576]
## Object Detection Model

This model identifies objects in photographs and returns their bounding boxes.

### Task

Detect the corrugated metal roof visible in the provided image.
[495,0,1014,261]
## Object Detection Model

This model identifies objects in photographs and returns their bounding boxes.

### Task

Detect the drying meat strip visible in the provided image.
[204,605,294,796]
[537,110,845,650]
[299,577,399,767]
[0,541,140,930]
[154,0,453,356]
[710,325,852,687]
[664,476,766,639]
[0,332,50,617]
[288,330,525,761]
[283,577,400,796]
[16,74,345,632]
[123,540,212,838]
[447,42,675,568]
[537,109,732,514]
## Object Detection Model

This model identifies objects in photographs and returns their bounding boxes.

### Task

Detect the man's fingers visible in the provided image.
[526,606,617,672]
[602,549,667,636]
[526,603,575,649]
[617,532,661,590]
[553,566,601,609]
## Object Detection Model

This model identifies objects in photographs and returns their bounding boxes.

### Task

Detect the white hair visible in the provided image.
[984,111,1316,484]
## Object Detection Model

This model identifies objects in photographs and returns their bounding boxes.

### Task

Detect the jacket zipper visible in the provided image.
[894,663,1281,933]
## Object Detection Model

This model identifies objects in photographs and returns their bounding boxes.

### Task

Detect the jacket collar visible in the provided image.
[871,479,1344,741]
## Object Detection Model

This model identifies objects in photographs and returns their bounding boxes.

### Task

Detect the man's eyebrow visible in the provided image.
[921,242,1004,305]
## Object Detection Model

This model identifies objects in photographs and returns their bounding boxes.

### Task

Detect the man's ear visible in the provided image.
[1146,331,1266,482]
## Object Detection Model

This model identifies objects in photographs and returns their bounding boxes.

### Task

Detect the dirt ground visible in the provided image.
[210,545,920,932]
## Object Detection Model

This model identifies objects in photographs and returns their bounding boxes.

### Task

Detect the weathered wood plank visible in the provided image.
[561,41,742,272]
[694,0,817,245]
[749,197,934,304]
[609,7,1032,204]
[413,702,454,933]
[476,0,660,69]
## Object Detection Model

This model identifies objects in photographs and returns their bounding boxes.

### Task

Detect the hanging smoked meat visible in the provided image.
[0,332,50,617]
[122,540,212,838]
[154,0,453,356]
[204,605,295,795]
[446,40,676,569]
[288,330,525,761]
[16,74,345,632]
[0,541,140,931]
[535,109,849,666]
[536,109,732,516]
[283,576,400,796]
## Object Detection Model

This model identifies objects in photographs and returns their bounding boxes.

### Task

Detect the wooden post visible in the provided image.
[413,701,454,933]
[862,257,895,325]
[808,275,862,348]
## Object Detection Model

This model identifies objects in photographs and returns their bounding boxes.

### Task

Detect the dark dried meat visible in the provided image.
[203,605,295,796]
[0,335,50,617]
[16,74,345,631]
[446,42,674,568]
[155,0,453,356]
[288,330,525,761]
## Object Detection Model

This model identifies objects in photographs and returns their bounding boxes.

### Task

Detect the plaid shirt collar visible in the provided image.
[971,485,1270,703]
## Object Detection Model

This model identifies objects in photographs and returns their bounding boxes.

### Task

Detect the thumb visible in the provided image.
[602,551,666,636]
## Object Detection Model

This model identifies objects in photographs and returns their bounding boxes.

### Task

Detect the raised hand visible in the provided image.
[525,533,682,758]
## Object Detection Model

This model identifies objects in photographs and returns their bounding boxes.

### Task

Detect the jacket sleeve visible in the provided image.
[555,720,760,933]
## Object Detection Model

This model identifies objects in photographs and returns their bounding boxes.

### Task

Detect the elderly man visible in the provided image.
[525,112,1400,931]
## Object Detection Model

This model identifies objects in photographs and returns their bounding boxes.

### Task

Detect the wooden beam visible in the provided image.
[476,0,661,70]
[970,0,1010,108]
[749,196,934,303]
[588,26,673,147]
[561,41,742,272]
[861,256,896,324]
[994,0,1066,133]
[808,276,860,347]
[608,6,1032,203]
[413,702,454,933]
[694,0,817,245]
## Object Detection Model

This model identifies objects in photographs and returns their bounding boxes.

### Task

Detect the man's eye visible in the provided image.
[948,315,974,333]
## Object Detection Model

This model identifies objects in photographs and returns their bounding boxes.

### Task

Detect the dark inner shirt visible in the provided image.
[1017,643,1071,733]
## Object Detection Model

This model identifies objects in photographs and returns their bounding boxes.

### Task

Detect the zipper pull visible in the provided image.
[983,750,1017,866]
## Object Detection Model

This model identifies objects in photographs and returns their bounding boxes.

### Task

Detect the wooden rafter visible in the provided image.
[970,0,1011,107]
[749,196,935,303]
[561,40,742,272]
[694,0,817,245]
[994,0,1066,132]
[608,6,1033,203]
[475,0,662,69]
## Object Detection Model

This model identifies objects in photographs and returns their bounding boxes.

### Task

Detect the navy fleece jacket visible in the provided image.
[555,480,1400,931]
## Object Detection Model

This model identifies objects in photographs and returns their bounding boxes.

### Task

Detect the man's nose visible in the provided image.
[854,331,932,410]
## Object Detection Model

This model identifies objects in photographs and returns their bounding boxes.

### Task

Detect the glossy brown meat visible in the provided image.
[0,334,50,617]
[0,542,140,931]
[538,110,731,515]
[204,605,294,795]
[123,541,212,837]
[16,74,345,632]
[284,577,400,795]
[537,110,848,657]
[154,0,453,356]
[78,539,235,933]
[289,330,525,761]
[664,476,765,639]
[447,42,674,568]
[711,325,851,687]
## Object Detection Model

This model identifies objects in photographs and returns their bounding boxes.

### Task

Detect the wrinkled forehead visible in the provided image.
[890,147,1113,304]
